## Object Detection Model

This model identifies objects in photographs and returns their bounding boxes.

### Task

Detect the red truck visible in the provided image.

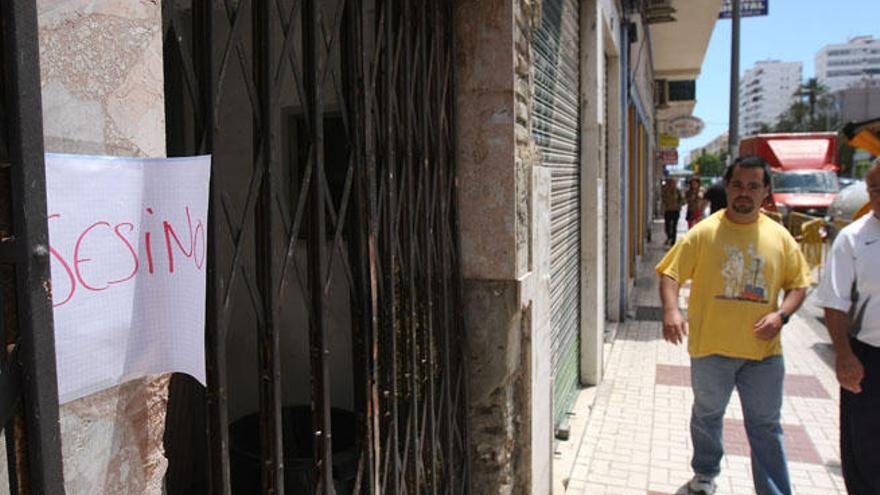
[738,132,840,219]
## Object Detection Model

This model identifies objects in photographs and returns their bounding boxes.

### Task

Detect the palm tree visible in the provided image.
[795,78,825,122]
[792,78,837,129]
[774,78,837,132]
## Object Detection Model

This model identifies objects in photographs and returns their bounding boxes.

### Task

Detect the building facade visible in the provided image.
[816,35,880,93]
[687,131,729,165]
[834,80,880,125]
[738,60,802,137]
[1,1,720,493]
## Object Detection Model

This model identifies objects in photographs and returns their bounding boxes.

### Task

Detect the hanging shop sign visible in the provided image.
[665,115,705,139]
[46,153,211,403]
[656,149,679,165]
[719,0,768,18]
[659,133,680,148]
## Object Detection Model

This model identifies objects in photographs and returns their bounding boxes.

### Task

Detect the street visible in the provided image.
[559,218,847,494]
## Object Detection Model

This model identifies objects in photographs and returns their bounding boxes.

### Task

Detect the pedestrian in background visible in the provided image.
[662,178,684,246]
[685,176,705,229]
[704,178,727,213]
[815,157,880,495]
[656,156,811,495]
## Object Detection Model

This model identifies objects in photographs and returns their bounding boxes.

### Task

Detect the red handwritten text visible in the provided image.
[48,206,207,308]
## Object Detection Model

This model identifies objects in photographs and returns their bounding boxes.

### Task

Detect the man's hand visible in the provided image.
[824,308,864,393]
[836,350,865,394]
[753,312,784,341]
[662,308,688,345]
[659,275,687,345]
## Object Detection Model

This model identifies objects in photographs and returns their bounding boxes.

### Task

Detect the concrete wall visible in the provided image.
[36,1,169,493]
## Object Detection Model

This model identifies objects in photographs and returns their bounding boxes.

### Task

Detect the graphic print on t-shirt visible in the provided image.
[717,243,769,304]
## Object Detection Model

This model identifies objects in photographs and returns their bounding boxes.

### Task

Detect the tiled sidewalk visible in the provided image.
[561,218,847,494]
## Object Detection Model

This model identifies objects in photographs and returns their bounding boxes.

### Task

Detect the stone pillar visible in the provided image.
[36,2,169,493]
[527,166,553,494]
[604,47,624,323]
[455,0,519,491]
[455,0,551,493]
[579,0,606,386]
[578,1,623,384]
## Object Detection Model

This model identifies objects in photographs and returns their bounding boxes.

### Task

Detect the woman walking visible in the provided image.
[685,176,705,229]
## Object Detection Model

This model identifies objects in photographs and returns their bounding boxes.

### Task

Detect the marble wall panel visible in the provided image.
[36,1,169,494]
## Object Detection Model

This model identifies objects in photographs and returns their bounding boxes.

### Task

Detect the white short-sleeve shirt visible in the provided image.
[816,213,880,346]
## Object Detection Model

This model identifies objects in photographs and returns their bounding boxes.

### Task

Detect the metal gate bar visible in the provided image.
[254,1,284,493]
[0,1,65,493]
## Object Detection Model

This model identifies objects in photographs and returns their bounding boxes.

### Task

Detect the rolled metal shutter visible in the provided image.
[532,0,580,428]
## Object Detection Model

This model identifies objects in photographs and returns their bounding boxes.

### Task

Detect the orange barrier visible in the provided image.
[798,217,826,276]
[763,210,784,225]
[782,212,826,280]
[788,212,816,238]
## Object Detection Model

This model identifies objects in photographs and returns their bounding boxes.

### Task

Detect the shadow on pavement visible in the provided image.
[812,342,836,370]
[673,483,691,494]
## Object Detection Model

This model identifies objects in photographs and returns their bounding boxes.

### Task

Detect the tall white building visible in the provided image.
[816,35,880,92]
[738,60,802,137]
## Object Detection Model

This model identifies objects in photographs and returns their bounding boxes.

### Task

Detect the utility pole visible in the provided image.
[727,0,741,162]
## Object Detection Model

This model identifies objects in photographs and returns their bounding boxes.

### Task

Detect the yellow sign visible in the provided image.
[659,133,679,148]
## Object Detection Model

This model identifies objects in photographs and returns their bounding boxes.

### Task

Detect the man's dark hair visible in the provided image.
[723,155,772,187]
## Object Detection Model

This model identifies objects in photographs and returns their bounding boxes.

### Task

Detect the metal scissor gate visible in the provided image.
[161,1,469,493]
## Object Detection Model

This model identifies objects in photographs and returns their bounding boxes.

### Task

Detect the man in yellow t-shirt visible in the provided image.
[655,156,812,495]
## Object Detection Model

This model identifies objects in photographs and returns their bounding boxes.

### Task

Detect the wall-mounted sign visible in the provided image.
[719,0,768,18]
[665,116,705,139]
[47,153,211,403]
[659,133,680,148]
[656,149,679,165]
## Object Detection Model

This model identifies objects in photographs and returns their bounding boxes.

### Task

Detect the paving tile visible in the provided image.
[721,418,823,465]
[784,374,831,399]
[654,364,690,387]
[655,364,832,400]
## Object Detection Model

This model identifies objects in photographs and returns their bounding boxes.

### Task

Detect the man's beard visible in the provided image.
[731,197,755,214]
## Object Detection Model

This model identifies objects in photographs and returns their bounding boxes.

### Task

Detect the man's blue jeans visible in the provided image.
[690,354,791,495]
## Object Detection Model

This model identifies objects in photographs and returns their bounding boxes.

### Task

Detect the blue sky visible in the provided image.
[676,0,880,168]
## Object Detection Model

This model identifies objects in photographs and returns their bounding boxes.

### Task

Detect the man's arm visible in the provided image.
[752,287,807,340]
[659,274,687,344]
[824,308,864,393]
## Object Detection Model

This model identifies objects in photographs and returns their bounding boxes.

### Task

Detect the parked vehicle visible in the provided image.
[739,132,840,221]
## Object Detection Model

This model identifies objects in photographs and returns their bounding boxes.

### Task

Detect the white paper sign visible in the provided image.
[45,153,211,404]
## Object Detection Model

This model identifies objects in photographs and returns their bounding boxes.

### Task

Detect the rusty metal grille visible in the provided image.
[0,1,65,493]
[162,1,468,493]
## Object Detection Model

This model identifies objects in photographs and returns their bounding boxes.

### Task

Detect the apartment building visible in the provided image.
[816,35,880,92]
[738,60,802,137]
